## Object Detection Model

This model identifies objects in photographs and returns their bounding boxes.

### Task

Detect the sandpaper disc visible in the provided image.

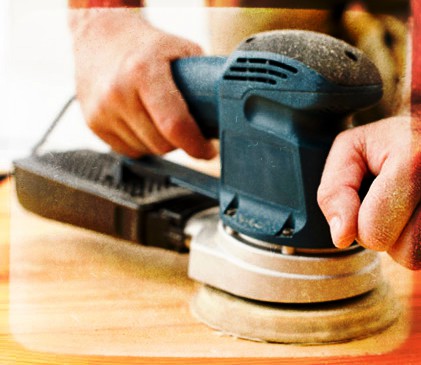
[191,282,399,344]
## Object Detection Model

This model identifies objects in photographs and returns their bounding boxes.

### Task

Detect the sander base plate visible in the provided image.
[191,282,399,344]
[187,210,382,304]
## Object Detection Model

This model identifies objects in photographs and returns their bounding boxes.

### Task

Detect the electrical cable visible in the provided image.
[31,95,77,156]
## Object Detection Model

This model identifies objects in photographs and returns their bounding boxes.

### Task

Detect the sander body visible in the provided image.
[14,31,385,309]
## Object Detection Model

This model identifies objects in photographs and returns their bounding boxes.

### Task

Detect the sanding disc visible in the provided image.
[191,282,399,344]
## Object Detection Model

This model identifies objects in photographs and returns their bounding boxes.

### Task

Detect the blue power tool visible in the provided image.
[14,30,383,304]
[130,29,383,249]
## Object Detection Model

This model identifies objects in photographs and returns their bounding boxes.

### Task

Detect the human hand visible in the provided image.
[317,116,421,269]
[68,8,216,159]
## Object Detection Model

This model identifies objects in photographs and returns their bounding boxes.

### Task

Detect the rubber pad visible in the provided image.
[191,282,399,344]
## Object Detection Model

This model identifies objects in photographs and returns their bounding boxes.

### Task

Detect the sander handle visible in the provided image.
[171,57,226,139]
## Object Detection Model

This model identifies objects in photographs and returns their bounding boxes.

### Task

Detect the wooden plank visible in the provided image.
[1,178,421,364]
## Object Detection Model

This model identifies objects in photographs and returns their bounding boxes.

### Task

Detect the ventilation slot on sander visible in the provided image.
[223,57,298,85]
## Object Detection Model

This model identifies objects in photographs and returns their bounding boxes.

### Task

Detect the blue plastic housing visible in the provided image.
[131,31,383,249]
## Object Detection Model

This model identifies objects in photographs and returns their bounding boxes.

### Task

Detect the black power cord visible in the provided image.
[31,95,77,156]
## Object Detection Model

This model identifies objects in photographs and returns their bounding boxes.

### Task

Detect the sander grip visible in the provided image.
[171,57,226,139]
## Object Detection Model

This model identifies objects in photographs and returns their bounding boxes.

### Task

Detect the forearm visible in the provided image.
[68,0,143,8]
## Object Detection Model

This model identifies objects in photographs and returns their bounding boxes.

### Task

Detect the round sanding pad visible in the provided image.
[191,283,399,344]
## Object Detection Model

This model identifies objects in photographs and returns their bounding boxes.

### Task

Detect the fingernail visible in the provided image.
[329,216,342,246]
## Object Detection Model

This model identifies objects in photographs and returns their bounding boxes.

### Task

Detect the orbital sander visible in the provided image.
[14,30,399,344]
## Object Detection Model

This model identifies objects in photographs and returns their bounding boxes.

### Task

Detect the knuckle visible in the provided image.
[101,81,125,106]
[317,185,334,210]
[85,104,114,134]
[185,42,203,56]
[337,128,366,155]
[176,38,203,57]
[121,53,148,78]
[86,116,101,132]
[85,89,124,134]
[85,106,105,133]
[157,116,184,141]
[334,128,354,146]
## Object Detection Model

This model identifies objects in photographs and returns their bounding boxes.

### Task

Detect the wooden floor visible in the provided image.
[1,177,421,364]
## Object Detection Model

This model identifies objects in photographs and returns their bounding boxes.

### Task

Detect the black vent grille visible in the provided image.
[224,57,298,85]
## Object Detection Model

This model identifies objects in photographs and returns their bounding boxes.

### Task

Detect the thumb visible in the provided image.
[318,117,421,253]
[317,128,367,248]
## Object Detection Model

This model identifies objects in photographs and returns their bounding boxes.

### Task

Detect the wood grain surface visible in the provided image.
[1,177,421,364]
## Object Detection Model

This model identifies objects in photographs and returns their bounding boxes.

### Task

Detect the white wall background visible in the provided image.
[0,0,208,172]
[0,0,12,171]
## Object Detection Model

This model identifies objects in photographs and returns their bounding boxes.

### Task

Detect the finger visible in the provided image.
[387,204,421,270]
[87,79,173,157]
[118,90,175,155]
[138,63,217,160]
[317,129,367,248]
[357,158,420,251]
[90,113,151,157]
[96,130,149,157]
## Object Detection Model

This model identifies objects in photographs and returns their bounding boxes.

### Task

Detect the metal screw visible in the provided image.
[281,246,295,255]
[281,228,294,237]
